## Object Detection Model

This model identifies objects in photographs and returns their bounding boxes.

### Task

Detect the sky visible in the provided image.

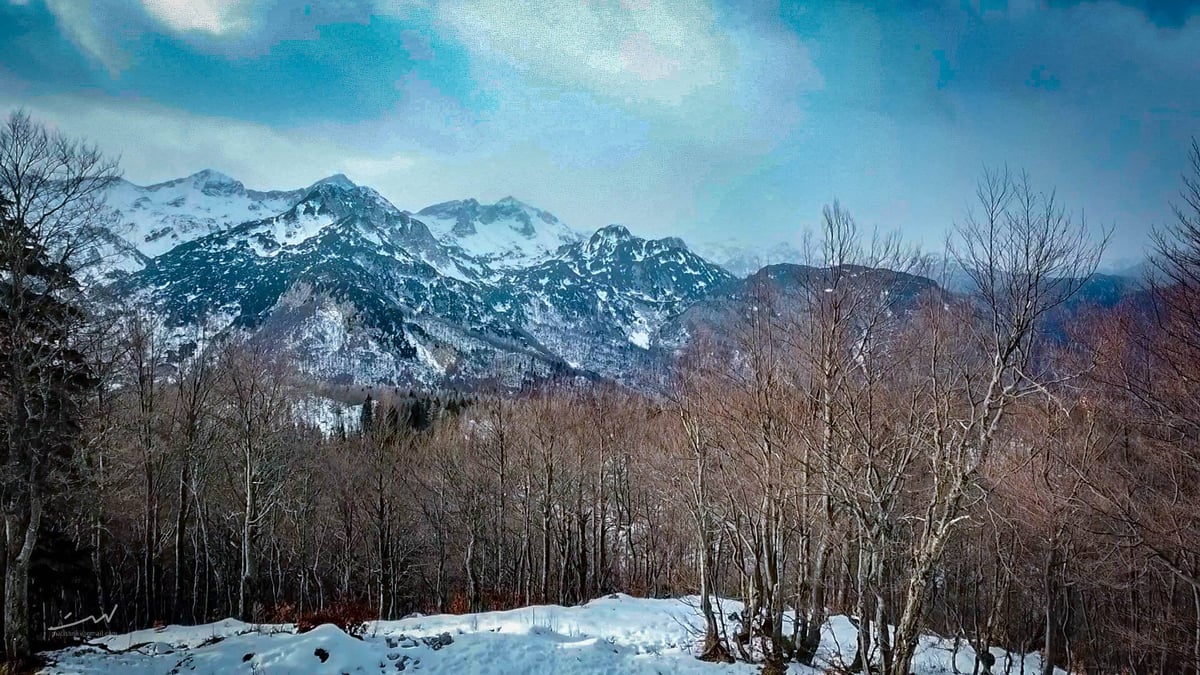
[1,0,1198,264]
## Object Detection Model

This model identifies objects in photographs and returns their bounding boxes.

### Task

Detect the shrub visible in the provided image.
[447,593,470,615]
[265,602,298,624]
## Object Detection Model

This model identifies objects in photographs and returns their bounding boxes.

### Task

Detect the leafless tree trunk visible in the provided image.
[889,168,1104,675]
[217,340,296,621]
[0,110,118,661]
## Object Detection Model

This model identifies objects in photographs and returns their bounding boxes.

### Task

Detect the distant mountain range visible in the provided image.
[88,170,1145,389]
[693,240,805,277]
[92,171,736,386]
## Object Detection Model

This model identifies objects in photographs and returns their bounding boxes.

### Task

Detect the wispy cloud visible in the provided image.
[40,0,139,74]
[0,92,397,190]
[140,0,252,35]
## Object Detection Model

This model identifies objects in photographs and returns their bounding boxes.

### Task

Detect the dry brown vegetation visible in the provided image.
[3,110,1200,674]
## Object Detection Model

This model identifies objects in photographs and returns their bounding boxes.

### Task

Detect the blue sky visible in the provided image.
[2,0,1198,262]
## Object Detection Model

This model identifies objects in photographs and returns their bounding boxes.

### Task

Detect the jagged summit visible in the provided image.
[417,196,556,226]
[578,225,693,260]
[501,223,734,359]
[99,170,302,266]
[596,224,632,237]
[658,236,688,250]
[581,225,634,257]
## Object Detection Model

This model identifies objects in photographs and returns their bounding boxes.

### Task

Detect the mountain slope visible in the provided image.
[98,169,305,274]
[660,262,941,350]
[120,179,562,385]
[503,225,734,379]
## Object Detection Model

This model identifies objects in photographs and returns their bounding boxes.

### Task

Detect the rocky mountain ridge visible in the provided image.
[101,171,734,386]
[97,170,1136,389]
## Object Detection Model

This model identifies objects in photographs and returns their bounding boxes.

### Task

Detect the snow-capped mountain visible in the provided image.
[97,169,305,273]
[89,169,1144,389]
[118,177,565,385]
[417,196,584,271]
[695,239,804,277]
[102,171,738,387]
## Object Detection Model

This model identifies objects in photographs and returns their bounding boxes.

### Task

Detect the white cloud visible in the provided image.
[431,0,735,106]
[139,0,252,35]
[0,94,412,192]
[414,0,821,160]
[7,0,827,246]
[0,91,730,240]
[341,153,418,176]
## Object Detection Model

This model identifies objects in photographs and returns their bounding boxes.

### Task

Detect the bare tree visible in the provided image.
[888,168,1104,675]
[215,339,298,621]
[165,324,219,622]
[0,110,118,661]
[115,310,170,625]
[1081,138,1200,672]
[791,203,926,673]
[670,335,735,663]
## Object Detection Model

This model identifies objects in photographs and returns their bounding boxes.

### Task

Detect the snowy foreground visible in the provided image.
[41,595,1061,674]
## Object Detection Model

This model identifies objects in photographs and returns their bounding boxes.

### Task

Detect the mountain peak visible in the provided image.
[286,176,406,225]
[591,224,633,242]
[597,224,632,237]
[186,169,244,196]
[417,198,479,217]
[658,236,688,251]
[580,224,635,257]
[416,197,581,268]
[189,168,237,184]
[310,173,357,190]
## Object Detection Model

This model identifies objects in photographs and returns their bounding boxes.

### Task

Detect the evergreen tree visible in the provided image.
[359,394,375,435]
[407,396,429,431]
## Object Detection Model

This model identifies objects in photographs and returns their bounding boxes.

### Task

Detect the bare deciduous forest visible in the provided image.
[4,113,1200,674]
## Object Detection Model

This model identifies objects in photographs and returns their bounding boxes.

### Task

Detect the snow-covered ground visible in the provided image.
[41,595,1060,675]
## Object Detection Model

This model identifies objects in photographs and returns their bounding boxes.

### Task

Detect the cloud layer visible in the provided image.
[2,0,1197,260]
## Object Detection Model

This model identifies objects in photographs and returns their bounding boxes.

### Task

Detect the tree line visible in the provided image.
[3,110,1200,674]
